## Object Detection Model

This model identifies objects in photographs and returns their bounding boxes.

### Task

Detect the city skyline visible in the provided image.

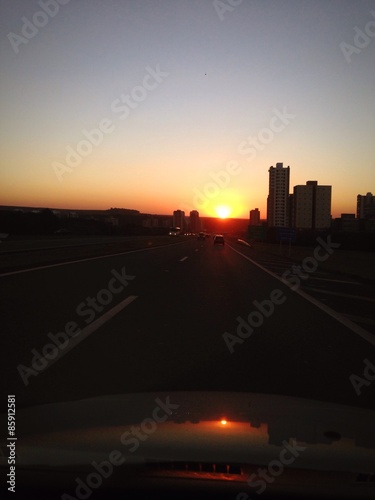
[1,1,374,218]
[0,166,370,222]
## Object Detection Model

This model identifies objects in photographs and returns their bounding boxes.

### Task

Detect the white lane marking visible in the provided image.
[302,286,375,302]
[237,239,252,247]
[342,314,375,326]
[0,239,193,277]
[307,276,361,285]
[227,244,285,281]
[248,262,285,267]
[180,256,188,262]
[39,295,138,372]
[0,239,117,255]
[227,243,375,347]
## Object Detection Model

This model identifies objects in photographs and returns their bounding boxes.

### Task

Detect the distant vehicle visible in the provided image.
[213,234,225,245]
[197,232,205,240]
[169,226,181,236]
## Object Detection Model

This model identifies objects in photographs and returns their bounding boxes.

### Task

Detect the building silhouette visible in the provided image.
[333,213,358,232]
[173,210,186,232]
[357,192,375,219]
[267,162,290,227]
[189,210,200,233]
[249,208,260,226]
[293,181,331,229]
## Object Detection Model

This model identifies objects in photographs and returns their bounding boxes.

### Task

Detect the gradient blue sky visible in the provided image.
[1,0,374,218]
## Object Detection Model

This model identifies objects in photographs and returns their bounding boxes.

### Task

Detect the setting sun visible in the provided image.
[216,205,231,219]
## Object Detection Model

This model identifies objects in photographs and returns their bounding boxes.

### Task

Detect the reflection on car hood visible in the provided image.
[1,391,375,471]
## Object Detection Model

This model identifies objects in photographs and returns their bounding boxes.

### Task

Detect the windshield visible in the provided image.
[1,1,374,498]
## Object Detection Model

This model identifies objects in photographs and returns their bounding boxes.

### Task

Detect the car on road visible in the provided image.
[197,232,205,240]
[213,234,225,245]
[168,226,181,236]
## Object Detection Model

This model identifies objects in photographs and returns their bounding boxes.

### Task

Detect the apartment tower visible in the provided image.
[267,162,290,227]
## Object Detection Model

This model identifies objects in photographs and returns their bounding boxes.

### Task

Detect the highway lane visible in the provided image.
[1,236,375,411]
[0,235,192,273]
[229,239,375,335]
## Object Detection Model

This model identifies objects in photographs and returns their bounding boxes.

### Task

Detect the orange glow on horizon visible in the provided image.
[0,189,351,220]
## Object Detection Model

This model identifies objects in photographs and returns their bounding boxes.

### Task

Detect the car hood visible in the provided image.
[1,391,375,470]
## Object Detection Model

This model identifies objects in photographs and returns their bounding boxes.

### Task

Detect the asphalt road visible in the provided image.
[1,236,375,411]
[233,239,375,336]
[0,235,184,273]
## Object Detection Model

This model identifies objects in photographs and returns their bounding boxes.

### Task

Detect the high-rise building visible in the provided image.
[293,183,313,229]
[189,210,200,233]
[249,208,260,226]
[357,192,375,219]
[293,181,331,229]
[288,193,294,229]
[173,210,186,231]
[267,162,290,227]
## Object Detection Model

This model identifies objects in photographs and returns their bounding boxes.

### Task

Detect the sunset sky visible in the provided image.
[1,0,374,219]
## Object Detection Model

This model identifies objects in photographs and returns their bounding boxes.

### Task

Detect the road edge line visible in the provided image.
[227,243,375,347]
